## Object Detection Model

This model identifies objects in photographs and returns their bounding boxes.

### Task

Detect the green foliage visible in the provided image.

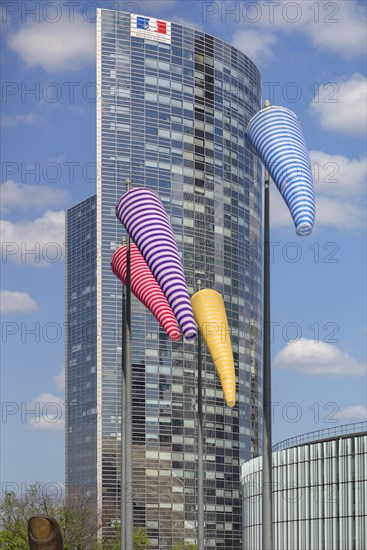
[101,524,151,550]
[133,527,151,549]
[0,486,48,549]
[172,543,198,550]
[0,528,28,549]
[0,484,100,549]
[0,485,152,549]
[0,487,152,550]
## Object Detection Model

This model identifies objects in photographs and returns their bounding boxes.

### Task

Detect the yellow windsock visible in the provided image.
[190,289,236,408]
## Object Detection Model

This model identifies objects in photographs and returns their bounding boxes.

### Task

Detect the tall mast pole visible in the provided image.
[121,178,133,549]
[196,279,204,550]
[120,234,126,547]
[262,100,273,550]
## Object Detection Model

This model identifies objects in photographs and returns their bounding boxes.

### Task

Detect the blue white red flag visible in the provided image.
[136,16,167,34]
[131,14,171,44]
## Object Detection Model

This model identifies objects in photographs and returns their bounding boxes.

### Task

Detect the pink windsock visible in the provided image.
[111,244,181,341]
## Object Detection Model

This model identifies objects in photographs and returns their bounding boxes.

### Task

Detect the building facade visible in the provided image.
[242,423,367,550]
[65,195,98,491]
[66,9,263,548]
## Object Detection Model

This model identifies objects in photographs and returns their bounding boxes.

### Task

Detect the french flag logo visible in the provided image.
[136,16,167,35]
[131,14,171,44]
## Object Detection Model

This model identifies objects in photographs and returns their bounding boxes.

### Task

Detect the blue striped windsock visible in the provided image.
[116,187,197,340]
[247,105,315,236]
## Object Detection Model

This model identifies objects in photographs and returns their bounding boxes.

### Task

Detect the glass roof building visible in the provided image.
[242,423,367,550]
[66,9,263,549]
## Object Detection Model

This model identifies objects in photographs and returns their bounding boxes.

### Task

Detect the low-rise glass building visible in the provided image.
[242,422,367,550]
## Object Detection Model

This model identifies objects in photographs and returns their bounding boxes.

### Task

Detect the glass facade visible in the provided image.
[66,9,263,549]
[242,428,367,550]
[65,195,98,507]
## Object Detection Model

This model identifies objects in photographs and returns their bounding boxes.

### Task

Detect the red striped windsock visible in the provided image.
[111,244,181,341]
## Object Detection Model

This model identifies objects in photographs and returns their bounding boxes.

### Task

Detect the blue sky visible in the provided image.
[1,0,366,488]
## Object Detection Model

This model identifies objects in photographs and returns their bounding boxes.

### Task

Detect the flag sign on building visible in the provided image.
[130,14,171,44]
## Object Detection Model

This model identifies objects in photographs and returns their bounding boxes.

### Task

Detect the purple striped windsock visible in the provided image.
[116,187,197,340]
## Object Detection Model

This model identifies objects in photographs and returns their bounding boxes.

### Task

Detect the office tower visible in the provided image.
[66,9,262,548]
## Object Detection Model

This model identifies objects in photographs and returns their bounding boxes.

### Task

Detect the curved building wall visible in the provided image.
[67,9,263,550]
[241,430,367,550]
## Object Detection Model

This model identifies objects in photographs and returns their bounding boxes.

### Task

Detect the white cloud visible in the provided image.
[53,368,65,393]
[268,0,367,58]
[228,1,366,62]
[27,392,64,431]
[7,14,95,71]
[270,151,366,231]
[1,210,65,265]
[1,180,68,214]
[309,151,366,197]
[232,29,277,65]
[0,290,39,314]
[335,405,367,420]
[314,196,366,230]
[271,188,366,231]
[274,338,366,376]
[0,113,45,128]
[304,1,367,59]
[311,150,366,231]
[310,74,367,135]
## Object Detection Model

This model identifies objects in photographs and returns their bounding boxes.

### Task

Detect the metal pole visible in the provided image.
[120,237,126,547]
[124,179,133,550]
[262,99,273,549]
[242,481,246,550]
[197,280,204,550]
